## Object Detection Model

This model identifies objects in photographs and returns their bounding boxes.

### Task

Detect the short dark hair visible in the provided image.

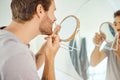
[114,10,120,18]
[11,0,52,23]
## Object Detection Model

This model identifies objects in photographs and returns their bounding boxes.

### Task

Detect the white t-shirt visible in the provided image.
[103,43,120,80]
[0,29,40,80]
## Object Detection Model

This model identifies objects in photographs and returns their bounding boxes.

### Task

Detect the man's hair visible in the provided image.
[114,10,120,18]
[11,0,52,23]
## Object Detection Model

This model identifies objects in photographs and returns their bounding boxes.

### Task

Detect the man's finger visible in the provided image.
[46,36,52,47]
[53,25,61,34]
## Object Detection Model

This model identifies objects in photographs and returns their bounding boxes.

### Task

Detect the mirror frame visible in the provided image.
[99,22,119,51]
[59,15,80,42]
[99,22,116,43]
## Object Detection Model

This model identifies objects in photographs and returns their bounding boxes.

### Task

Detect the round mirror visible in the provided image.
[99,22,119,50]
[59,15,80,42]
[99,22,116,43]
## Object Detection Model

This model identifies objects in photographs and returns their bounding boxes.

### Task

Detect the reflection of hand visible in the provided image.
[93,32,105,46]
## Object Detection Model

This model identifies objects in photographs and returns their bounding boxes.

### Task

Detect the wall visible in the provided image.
[0,0,11,26]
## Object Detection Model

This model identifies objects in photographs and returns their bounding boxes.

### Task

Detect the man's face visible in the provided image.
[114,16,120,45]
[114,16,120,32]
[39,1,56,35]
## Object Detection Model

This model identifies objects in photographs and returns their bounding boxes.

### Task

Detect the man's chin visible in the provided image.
[42,32,53,35]
[47,32,53,35]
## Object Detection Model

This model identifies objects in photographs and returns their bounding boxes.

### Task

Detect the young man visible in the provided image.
[90,10,120,80]
[0,0,60,80]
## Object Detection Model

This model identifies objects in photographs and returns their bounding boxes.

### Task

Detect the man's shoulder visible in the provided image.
[0,30,31,69]
[0,29,29,52]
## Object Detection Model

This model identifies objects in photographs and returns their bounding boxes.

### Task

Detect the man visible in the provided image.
[90,10,120,80]
[0,0,60,80]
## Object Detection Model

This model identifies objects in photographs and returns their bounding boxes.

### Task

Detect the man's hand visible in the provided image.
[45,34,60,60]
[42,25,61,80]
[45,25,61,60]
[35,25,61,69]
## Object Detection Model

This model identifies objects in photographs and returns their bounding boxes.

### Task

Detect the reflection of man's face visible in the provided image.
[39,1,56,35]
[114,16,120,32]
[114,16,120,45]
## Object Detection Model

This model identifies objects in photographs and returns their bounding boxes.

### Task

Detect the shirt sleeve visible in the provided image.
[102,43,111,56]
[1,52,40,80]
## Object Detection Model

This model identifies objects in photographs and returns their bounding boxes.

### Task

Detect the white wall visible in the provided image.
[0,0,11,26]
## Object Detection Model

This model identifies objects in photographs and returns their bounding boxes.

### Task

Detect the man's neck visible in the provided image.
[5,21,40,45]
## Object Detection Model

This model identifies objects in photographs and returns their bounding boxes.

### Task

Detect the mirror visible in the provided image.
[99,22,118,50]
[59,15,80,42]
[99,22,116,43]
[53,15,80,51]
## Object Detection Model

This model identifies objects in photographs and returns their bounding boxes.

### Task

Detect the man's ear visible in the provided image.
[36,4,45,18]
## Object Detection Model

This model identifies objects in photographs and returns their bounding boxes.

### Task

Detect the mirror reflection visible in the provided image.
[99,22,116,43]
[99,22,119,50]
